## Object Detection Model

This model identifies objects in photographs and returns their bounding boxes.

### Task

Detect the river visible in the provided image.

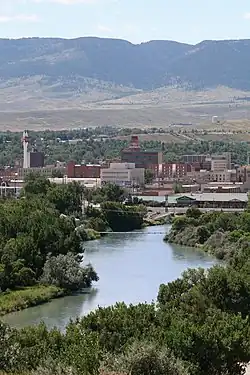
[2,225,217,330]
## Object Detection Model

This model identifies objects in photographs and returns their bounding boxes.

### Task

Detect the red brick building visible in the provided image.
[0,168,18,179]
[121,136,163,168]
[67,162,101,178]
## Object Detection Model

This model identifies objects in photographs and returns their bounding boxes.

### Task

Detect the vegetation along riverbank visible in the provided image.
[0,286,65,316]
[164,205,250,261]
[0,174,100,315]
[1,176,250,375]
[0,176,148,315]
[1,242,250,375]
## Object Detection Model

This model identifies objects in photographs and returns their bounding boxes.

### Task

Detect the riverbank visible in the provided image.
[164,208,250,261]
[164,223,229,260]
[0,285,65,316]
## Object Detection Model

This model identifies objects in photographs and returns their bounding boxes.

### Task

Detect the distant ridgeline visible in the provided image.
[1,37,250,90]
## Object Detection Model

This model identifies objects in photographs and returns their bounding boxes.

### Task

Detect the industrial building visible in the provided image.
[166,193,248,210]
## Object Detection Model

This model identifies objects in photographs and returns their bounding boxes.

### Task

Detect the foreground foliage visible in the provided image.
[1,248,250,375]
[0,182,250,375]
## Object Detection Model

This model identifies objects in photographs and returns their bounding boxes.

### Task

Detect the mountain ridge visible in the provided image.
[1,36,250,92]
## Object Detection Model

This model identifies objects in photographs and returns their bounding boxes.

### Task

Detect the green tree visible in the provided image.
[40,253,99,291]
[51,170,64,178]
[186,207,202,219]
[144,169,154,184]
[102,183,126,202]
[23,173,51,196]
[46,182,84,215]
[101,202,146,231]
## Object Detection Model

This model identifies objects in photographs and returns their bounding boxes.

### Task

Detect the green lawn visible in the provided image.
[0,285,65,316]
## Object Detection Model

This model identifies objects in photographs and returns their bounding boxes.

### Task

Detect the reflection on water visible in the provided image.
[171,244,214,262]
[2,289,99,330]
[2,225,217,330]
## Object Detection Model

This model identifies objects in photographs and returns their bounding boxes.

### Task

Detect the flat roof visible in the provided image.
[168,193,248,204]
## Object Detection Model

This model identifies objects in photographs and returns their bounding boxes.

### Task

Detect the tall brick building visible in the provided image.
[67,162,101,178]
[121,136,163,168]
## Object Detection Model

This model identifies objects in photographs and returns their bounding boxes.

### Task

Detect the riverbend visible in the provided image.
[2,225,217,330]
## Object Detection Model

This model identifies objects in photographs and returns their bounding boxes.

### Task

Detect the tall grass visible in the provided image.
[0,285,64,316]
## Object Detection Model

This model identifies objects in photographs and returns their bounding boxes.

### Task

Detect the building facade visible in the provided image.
[29,152,45,168]
[182,154,209,164]
[101,163,145,187]
[149,163,191,179]
[166,193,248,210]
[211,153,231,172]
[121,135,163,168]
[67,162,101,178]
[17,166,66,178]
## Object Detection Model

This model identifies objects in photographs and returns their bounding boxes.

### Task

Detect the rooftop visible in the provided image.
[168,193,248,204]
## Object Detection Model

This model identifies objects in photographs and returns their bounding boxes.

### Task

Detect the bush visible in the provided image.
[186,207,202,219]
[40,253,99,291]
[31,359,77,375]
[204,230,228,251]
[87,217,107,232]
[101,341,190,375]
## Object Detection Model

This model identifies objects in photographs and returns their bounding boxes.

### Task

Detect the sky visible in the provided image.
[0,0,250,44]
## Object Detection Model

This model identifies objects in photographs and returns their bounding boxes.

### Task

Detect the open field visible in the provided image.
[1,85,250,132]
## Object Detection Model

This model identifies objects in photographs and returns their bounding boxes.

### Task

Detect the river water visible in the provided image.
[2,225,217,330]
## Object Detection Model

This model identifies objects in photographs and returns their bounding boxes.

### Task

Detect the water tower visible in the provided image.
[212,116,219,124]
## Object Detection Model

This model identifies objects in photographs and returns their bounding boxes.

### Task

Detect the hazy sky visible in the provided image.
[0,0,250,44]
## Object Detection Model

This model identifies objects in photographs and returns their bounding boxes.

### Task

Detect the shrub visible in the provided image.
[31,359,77,375]
[40,253,98,291]
[101,341,190,375]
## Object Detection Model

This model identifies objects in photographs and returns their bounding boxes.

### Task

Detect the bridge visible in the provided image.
[99,231,166,235]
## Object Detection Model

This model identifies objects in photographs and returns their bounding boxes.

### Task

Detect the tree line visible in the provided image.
[166,206,250,260]
[0,128,250,166]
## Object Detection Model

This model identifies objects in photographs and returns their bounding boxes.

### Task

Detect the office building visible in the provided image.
[182,154,209,164]
[67,162,101,178]
[101,163,144,187]
[149,163,192,179]
[211,153,231,172]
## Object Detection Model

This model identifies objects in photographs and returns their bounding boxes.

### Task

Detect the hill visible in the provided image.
[1,37,250,91]
[1,37,250,130]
